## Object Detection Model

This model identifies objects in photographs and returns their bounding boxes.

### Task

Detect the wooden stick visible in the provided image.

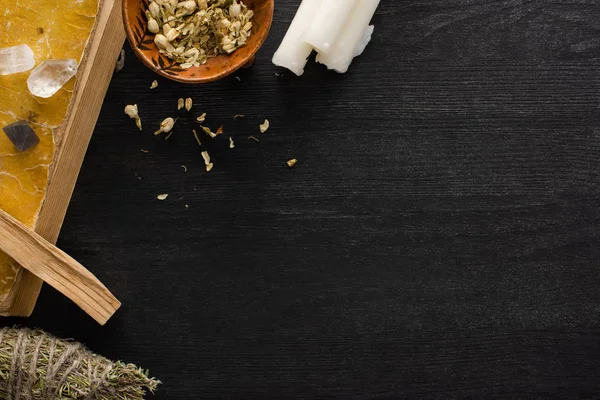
[0,208,120,325]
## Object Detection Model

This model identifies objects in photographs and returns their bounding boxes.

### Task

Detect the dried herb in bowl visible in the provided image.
[146,0,254,68]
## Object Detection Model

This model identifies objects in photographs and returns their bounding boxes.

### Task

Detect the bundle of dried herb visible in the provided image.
[146,0,254,68]
[0,327,159,399]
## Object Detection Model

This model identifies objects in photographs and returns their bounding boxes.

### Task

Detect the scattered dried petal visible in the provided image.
[287,158,297,168]
[233,114,244,119]
[201,151,213,172]
[124,104,142,130]
[177,98,184,110]
[201,125,217,138]
[141,149,148,153]
[247,135,259,142]
[216,125,224,135]
[150,80,158,89]
[196,113,206,123]
[154,117,175,135]
[157,193,169,201]
[182,165,188,172]
[185,97,193,111]
[235,76,241,82]
[259,119,269,133]
[229,136,235,148]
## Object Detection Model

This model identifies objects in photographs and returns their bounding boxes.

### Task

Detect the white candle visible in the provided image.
[272,0,320,76]
[302,0,358,54]
[316,0,380,73]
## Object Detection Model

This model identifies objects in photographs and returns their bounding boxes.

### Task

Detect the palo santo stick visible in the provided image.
[272,0,320,76]
[302,0,358,54]
[315,0,380,73]
[0,208,120,325]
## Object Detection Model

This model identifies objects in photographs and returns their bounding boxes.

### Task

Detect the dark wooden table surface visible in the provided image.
[6,0,600,398]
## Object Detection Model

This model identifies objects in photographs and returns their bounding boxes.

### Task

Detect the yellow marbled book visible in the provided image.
[0,0,100,299]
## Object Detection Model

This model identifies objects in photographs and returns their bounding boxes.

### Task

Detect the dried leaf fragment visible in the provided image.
[185,98,192,111]
[154,117,175,135]
[287,158,297,168]
[177,98,184,110]
[157,193,169,201]
[150,80,158,89]
[201,151,213,172]
[124,104,142,130]
[259,119,269,133]
[229,136,235,148]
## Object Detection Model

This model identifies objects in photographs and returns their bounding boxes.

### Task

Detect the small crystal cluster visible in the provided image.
[27,59,78,98]
[147,0,253,68]
[0,44,35,76]
[0,44,78,98]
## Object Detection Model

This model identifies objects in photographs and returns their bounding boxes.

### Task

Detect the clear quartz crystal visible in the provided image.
[27,59,78,98]
[0,44,36,75]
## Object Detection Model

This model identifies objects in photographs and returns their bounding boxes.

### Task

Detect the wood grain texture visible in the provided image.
[0,0,126,316]
[0,209,120,325]
[4,0,600,398]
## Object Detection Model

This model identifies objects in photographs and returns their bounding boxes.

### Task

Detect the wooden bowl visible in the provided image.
[123,0,274,84]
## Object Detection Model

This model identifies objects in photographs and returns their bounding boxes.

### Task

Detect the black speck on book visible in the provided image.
[2,120,39,152]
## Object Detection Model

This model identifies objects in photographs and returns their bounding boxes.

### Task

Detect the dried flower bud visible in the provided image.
[124,104,138,119]
[157,193,169,201]
[154,117,175,135]
[177,98,184,110]
[154,34,175,52]
[229,136,235,148]
[148,18,159,33]
[148,1,160,18]
[185,98,192,111]
[165,28,179,42]
[196,113,206,123]
[287,159,297,168]
[124,104,142,130]
[229,0,241,17]
[150,80,158,89]
[177,0,197,15]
